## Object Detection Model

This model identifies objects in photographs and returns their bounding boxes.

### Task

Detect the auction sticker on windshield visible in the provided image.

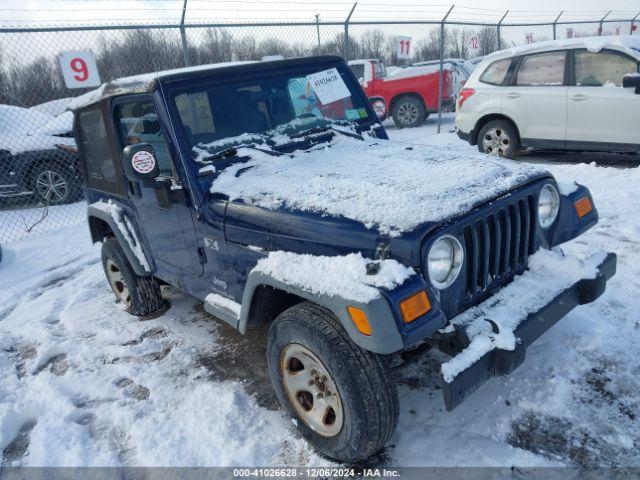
[131,150,156,174]
[306,68,351,105]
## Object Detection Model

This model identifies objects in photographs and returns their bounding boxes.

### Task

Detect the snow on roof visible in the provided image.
[487,35,640,61]
[385,64,444,80]
[34,111,74,136]
[30,97,74,117]
[0,131,75,155]
[0,105,53,134]
[67,61,256,111]
[210,135,549,236]
[254,251,415,302]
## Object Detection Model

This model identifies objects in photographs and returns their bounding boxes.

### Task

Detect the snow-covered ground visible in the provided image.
[1,114,639,467]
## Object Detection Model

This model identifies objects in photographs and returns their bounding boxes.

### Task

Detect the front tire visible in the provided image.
[101,237,165,317]
[267,302,398,463]
[392,96,426,128]
[477,119,520,159]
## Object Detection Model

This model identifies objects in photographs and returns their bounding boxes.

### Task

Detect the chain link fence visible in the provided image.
[1,9,638,243]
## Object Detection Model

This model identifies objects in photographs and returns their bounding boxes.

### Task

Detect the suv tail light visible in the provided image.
[56,143,78,154]
[457,88,475,109]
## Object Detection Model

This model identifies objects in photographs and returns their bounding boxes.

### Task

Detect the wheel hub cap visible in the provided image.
[397,103,419,125]
[280,343,344,437]
[35,170,68,202]
[482,128,511,157]
[105,259,132,308]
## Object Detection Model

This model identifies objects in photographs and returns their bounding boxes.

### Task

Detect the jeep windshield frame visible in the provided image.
[164,61,377,162]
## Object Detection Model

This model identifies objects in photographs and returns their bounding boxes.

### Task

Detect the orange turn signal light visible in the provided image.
[347,306,372,336]
[575,196,593,218]
[399,291,431,324]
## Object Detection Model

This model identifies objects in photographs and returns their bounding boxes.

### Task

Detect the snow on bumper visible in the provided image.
[439,248,617,411]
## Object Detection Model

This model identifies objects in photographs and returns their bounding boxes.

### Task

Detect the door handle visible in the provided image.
[570,94,589,101]
[505,92,521,99]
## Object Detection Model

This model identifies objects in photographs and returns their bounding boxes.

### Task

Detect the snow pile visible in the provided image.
[254,251,415,302]
[441,249,604,383]
[210,134,548,236]
[90,200,150,272]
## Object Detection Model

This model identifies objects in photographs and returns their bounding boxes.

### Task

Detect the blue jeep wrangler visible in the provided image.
[72,56,616,463]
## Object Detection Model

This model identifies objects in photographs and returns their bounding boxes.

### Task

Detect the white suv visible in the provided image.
[455,36,640,158]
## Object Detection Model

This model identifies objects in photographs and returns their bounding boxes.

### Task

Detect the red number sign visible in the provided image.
[59,51,101,88]
[471,36,479,50]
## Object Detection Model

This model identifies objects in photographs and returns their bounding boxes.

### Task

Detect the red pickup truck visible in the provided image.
[348,59,454,128]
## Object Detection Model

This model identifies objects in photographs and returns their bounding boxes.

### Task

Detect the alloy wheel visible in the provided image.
[482,128,511,157]
[397,102,420,126]
[35,170,68,203]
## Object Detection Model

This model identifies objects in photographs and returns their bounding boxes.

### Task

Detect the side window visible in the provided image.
[574,50,638,87]
[516,51,566,86]
[77,107,124,194]
[374,62,386,78]
[479,58,511,85]
[349,64,365,80]
[114,100,174,176]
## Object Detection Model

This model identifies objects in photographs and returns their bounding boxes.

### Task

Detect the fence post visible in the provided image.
[497,10,509,51]
[553,11,563,40]
[598,10,611,36]
[437,4,455,134]
[180,0,190,67]
[631,11,640,35]
[315,14,321,55]
[343,2,358,60]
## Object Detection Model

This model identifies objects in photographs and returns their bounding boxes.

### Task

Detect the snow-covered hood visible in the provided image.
[212,135,551,238]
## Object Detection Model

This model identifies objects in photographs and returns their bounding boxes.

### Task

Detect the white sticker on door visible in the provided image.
[131,150,156,174]
[306,68,351,105]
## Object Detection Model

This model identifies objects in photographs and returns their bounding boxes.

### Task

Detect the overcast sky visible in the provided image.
[2,0,639,25]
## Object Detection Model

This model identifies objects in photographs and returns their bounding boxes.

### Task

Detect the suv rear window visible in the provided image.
[77,107,124,195]
[479,59,511,85]
[516,51,566,86]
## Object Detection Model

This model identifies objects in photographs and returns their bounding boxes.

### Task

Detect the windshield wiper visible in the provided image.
[199,147,239,163]
[289,124,363,141]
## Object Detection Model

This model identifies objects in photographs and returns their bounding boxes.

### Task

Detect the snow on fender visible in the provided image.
[131,150,156,175]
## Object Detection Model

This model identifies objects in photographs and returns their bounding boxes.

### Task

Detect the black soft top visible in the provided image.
[68,55,343,111]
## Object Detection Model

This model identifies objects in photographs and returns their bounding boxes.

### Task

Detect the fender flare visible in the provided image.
[87,205,151,276]
[238,271,404,355]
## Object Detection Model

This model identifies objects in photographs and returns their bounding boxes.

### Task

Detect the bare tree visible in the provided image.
[233,35,257,60]
[359,29,385,60]
[446,28,471,59]
[477,26,498,56]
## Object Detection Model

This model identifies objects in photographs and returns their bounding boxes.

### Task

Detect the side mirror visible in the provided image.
[622,73,640,93]
[122,143,160,180]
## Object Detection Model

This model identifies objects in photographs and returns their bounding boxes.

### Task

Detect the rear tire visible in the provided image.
[267,302,398,463]
[101,237,165,317]
[477,119,521,159]
[392,96,426,128]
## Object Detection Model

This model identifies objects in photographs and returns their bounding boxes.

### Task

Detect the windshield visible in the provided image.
[171,65,374,160]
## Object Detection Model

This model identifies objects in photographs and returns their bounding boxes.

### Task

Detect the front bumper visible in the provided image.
[436,251,616,411]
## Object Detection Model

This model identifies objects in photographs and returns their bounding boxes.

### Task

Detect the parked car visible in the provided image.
[73,56,615,462]
[0,108,81,204]
[456,36,640,158]
[348,59,454,127]
[411,59,472,105]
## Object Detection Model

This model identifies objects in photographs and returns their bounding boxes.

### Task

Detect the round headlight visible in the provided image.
[538,184,560,229]
[427,235,464,289]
